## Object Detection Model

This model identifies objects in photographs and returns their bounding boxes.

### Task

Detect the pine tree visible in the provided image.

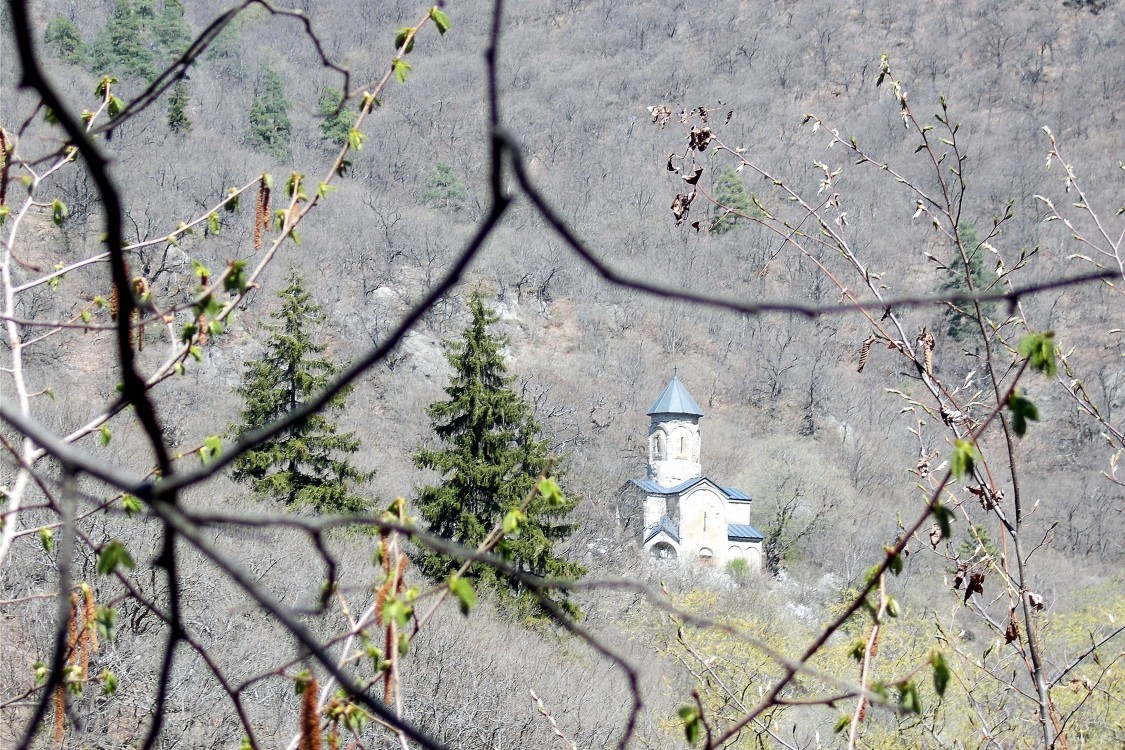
[710,166,755,233]
[167,81,190,134]
[231,274,372,514]
[420,162,468,212]
[317,87,356,146]
[88,0,157,80]
[413,294,584,615]
[44,16,86,65]
[939,221,996,349]
[152,0,190,63]
[248,66,293,158]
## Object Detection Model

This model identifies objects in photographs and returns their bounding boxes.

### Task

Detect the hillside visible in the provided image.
[1,0,1123,748]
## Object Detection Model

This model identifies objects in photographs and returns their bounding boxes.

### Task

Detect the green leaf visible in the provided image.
[316,182,337,199]
[430,7,452,34]
[393,59,412,84]
[538,477,566,509]
[189,345,203,362]
[394,26,415,53]
[95,76,117,98]
[677,705,702,744]
[950,439,980,479]
[382,597,412,629]
[933,500,953,539]
[97,540,135,575]
[80,309,92,324]
[502,509,526,537]
[99,424,112,447]
[224,188,241,212]
[0,205,10,225]
[224,259,248,293]
[122,494,142,517]
[886,596,900,617]
[51,199,68,226]
[931,651,951,697]
[833,714,851,733]
[1006,389,1040,437]
[398,632,409,657]
[347,128,365,151]
[108,96,125,119]
[886,547,903,575]
[849,639,866,661]
[208,212,220,235]
[448,574,477,616]
[898,681,922,714]
[95,605,117,641]
[200,435,222,466]
[1017,331,1057,377]
[39,527,54,553]
[34,661,48,685]
[101,669,118,695]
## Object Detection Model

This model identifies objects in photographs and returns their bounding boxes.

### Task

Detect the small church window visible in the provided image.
[653,433,665,459]
[679,435,688,459]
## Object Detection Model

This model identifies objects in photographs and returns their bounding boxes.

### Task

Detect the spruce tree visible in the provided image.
[153,0,190,63]
[420,162,468,212]
[939,221,996,349]
[248,66,293,158]
[710,165,755,233]
[44,16,86,65]
[167,81,191,134]
[88,0,157,80]
[231,274,372,514]
[413,294,584,615]
[317,87,356,146]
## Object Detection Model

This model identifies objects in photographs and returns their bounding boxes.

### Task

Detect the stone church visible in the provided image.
[618,376,764,572]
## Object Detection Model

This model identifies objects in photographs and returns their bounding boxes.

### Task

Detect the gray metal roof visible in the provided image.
[727,523,764,542]
[632,477,704,495]
[647,376,705,417]
[721,486,752,501]
[644,516,680,544]
[632,477,752,503]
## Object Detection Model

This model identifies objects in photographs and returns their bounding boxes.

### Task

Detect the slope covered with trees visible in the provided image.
[1,0,1122,748]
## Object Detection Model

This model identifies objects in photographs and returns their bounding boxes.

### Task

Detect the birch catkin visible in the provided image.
[300,677,321,750]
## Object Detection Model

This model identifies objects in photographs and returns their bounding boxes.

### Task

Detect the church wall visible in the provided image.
[726,500,752,526]
[643,495,666,532]
[679,488,728,564]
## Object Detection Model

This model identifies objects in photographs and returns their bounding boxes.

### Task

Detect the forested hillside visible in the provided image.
[1,0,1122,748]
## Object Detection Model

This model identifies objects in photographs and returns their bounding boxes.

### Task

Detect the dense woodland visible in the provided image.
[1,0,1123,748]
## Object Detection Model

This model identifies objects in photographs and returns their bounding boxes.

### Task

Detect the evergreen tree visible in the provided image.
[420,162,468,212]
[88,0,157,80]
[317,87,356,146]
[248,66,293,158]
[231,274,372,514]
[413,294,584,615]
[153,0,191,63]
[44,16,86,65]
[167,80,191,134]
[710,166,755,233]
[939,222,996,348]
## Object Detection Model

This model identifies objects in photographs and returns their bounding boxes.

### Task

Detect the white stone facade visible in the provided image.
[622,376,765,572]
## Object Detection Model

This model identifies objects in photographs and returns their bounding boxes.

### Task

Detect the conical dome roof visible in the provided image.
[647,375,704,417]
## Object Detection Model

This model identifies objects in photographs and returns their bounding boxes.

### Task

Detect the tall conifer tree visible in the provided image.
[414,294,583,614]
[231,274,371,513]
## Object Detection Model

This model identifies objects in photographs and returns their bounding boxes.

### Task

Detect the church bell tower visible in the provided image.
[646,375,704,487]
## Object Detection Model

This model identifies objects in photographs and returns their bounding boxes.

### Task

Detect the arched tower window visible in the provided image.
[679,435,689,459]
[653,432,665,460]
